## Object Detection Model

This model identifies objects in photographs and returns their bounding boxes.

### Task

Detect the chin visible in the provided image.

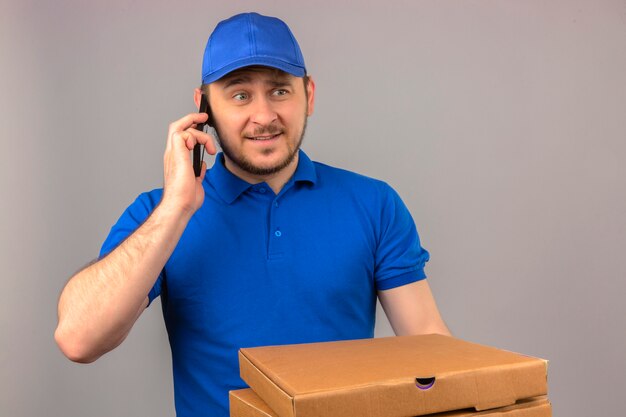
[242,151,298,176]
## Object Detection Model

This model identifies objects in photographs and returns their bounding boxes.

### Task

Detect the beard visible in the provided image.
[212,115,308,177]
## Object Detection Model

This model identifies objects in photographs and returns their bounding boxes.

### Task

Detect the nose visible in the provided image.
[249,96,278,126]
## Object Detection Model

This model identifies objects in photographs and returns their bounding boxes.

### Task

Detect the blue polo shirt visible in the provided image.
[100,150,429,417]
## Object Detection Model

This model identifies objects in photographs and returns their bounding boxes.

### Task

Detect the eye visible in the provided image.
[233,92,249,101]
[272,89,289,97]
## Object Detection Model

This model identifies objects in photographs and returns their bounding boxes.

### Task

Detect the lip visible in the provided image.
[246,133,282,142]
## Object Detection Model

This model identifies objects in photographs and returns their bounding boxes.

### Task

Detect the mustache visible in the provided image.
[245,124,284,137]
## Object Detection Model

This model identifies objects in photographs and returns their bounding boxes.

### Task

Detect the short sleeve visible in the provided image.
[374,185,430,291]
[99,189,164,305]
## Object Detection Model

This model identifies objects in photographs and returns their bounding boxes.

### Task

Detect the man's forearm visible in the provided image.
[55,202,191,363]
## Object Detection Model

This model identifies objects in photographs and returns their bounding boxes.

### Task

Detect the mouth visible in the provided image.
[246,133,282,141]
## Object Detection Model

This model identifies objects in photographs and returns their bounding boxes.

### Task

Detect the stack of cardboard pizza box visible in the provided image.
[230,334,551,417]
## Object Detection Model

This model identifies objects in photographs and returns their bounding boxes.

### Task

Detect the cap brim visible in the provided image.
[202,57,306,84]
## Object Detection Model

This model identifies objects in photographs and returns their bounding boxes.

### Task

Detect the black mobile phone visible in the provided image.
[193,94,212,176]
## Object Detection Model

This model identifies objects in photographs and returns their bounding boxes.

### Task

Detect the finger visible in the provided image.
[165,113,210,154]
[180,128,218,153]
[168,112,209,135]
[169,130,196,154]
[197,161,208,182]
[201,132,218,155]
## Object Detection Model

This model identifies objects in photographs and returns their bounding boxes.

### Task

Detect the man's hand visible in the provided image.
[162,112,217,215]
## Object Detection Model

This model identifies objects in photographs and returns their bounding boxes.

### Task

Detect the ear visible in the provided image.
[193,87,203,110]
[305,76,316,116]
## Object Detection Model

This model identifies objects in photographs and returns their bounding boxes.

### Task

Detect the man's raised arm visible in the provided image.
[54,112,215,363]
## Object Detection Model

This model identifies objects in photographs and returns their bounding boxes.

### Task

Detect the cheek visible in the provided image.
[282,105,306,125]
[215,109,246,134]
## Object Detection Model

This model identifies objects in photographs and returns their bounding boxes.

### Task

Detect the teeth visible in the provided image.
[251,134,279,140]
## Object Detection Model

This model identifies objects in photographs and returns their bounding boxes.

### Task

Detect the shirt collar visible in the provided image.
[206,150,317,205]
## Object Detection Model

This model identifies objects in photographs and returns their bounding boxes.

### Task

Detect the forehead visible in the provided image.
[214,66,296,89]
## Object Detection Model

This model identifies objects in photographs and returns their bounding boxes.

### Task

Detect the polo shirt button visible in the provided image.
[274,230,282,237]
[274,201,279,207]
[259,187,266,194]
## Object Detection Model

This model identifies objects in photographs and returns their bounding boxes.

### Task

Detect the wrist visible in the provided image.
[154,198,195,225]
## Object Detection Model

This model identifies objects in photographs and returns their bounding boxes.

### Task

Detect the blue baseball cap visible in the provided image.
[201,12,307,84]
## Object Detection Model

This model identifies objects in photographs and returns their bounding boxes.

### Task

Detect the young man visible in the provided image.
[55,12,450,417]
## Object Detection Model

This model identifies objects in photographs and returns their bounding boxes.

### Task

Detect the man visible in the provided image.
[55,12,450,417]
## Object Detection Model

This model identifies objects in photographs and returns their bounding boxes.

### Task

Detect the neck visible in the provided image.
[223,153,299,195]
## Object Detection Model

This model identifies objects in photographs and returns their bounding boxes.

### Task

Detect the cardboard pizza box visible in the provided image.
[229,389,552,417]
[238,334,548,417]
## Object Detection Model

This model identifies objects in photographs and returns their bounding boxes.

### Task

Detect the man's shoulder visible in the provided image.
[119,187,164,219]
[133,187,163,208]
[312,160,390,190]
[308,159,408,210]
[99,187,163,257]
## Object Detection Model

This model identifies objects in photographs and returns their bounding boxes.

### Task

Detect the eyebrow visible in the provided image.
[221,74,293,90]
